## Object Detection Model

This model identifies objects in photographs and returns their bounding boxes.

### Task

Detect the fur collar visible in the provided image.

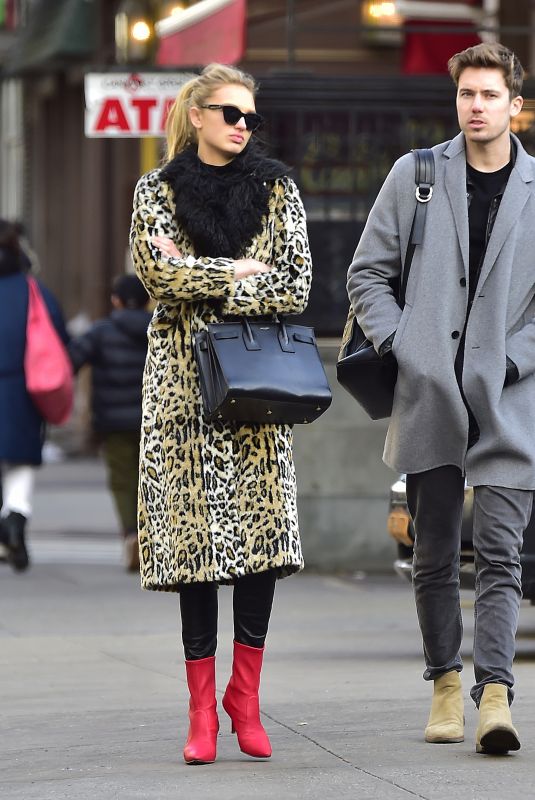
[160,143,288,259]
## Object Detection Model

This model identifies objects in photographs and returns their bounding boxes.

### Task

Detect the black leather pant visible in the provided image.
[179,570,277,660]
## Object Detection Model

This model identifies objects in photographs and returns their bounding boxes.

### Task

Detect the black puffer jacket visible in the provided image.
[69,308,151,432]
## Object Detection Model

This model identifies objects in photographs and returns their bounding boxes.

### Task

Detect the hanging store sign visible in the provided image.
[84,72,191,138]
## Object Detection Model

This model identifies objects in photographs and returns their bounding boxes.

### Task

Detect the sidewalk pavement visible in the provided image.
[1,459,535,800]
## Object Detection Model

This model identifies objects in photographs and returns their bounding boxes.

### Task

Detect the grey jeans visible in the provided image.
[406,465,532,706]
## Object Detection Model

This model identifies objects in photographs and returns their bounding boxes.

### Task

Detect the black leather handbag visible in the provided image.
[336,148,435,420]
[194,317,332,425]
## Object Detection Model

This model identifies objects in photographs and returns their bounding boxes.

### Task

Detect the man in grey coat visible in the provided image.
[347,43,534,755]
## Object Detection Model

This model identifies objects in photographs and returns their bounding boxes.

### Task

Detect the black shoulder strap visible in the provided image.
[399,148,435,306]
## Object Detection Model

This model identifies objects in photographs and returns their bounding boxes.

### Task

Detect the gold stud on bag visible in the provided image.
[194,317,332,425]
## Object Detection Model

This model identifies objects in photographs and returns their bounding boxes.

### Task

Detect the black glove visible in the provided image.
[378,332,396,359]
[504,356,519,387]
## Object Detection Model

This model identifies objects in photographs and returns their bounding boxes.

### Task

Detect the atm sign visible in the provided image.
[85,72,191,138]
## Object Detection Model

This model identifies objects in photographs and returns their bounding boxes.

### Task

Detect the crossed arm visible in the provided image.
[130,171,312,316]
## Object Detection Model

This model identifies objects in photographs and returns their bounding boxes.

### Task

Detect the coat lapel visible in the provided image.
[444,136,469,279]
[478,154,531,289]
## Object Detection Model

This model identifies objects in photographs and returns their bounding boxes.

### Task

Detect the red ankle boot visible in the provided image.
[183,656,219,765]
[222,641,272,758]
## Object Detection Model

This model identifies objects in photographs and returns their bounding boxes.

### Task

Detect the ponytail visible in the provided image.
[165,77,198,161]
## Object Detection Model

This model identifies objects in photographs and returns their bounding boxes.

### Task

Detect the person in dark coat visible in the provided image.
[0,219,69,571]
[68,274,151,571]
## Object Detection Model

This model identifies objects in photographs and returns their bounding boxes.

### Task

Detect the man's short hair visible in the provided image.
[112,274,149,310]
[448,43,524,98]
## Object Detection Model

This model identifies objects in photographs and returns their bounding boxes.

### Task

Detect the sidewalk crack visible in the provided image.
[262,713,430,800]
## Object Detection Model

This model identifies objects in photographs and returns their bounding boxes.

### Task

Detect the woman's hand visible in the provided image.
[151,236,182,259]
[150,241,271,279]
[233,258,272,280]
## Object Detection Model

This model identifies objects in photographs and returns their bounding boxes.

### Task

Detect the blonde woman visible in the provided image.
[130,64,312,764]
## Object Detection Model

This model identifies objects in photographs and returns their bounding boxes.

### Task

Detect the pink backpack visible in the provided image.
[24,276,73,425]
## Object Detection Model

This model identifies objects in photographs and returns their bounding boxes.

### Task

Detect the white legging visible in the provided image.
[1,463,35,518]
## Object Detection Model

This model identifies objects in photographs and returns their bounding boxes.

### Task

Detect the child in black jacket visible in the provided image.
[69,274,151,571]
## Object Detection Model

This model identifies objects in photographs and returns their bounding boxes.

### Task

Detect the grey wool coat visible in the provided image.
[347,133,535,490]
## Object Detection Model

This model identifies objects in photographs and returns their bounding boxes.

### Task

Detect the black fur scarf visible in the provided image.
[160,143,288,259]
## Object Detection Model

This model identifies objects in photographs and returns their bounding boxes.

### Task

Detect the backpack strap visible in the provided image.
[399,148,435,306]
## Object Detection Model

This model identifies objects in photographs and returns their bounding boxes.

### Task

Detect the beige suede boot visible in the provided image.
[425,670,464,743]
[475,683,520,754]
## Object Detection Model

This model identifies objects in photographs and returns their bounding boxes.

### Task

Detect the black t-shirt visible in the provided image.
[456,159,512,448]
[466,160,512,302]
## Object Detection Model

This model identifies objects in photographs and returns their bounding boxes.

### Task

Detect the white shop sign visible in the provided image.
[84,72,191,138]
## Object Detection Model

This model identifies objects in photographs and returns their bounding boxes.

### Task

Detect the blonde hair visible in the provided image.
[165,63,257,161]
[448,43,524,98]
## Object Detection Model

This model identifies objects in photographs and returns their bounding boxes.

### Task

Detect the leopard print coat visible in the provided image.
[130,165,312,591]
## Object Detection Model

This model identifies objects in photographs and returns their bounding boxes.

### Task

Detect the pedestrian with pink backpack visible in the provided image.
[0,219,71,571]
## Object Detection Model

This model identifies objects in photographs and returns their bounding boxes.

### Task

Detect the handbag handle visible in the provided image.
[242,318,261,351]
[241,316,296,353]
[277,317,295,353]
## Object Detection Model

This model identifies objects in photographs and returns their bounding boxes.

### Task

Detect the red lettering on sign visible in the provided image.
[94,98,130,132]
[160,98,175,130]
[131,98,158,132]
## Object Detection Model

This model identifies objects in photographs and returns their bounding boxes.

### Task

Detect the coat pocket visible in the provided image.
[392,301,413,358]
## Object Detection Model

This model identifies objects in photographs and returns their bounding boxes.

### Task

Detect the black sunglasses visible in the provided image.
[200,104,264,132]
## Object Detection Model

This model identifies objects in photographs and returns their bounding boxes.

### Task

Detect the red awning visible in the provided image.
[403,19,480,74]
[400,1,482,74]
[156,0,246,67]
[402,20,481,75]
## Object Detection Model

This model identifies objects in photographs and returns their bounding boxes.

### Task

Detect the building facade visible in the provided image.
[1,0,533,327]
[1,0,535,569]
